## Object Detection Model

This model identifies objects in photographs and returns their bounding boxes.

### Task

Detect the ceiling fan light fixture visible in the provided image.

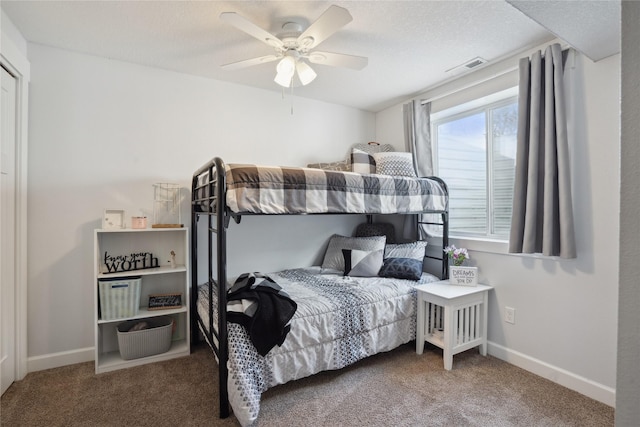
[296,61,317,86]
[221,6,367,90]
[275,56,296,87]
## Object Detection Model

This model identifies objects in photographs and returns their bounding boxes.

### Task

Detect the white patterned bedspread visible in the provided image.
[197,267,438,426]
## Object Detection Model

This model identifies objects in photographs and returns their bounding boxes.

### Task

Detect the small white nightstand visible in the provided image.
[415,280,492,370]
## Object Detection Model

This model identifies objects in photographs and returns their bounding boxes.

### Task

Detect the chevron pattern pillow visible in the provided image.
[373,152,417,177]
[378,257,423,281]
[342,249,384,277]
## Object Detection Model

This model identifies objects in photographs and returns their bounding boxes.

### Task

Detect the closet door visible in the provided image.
[1,65,17,395]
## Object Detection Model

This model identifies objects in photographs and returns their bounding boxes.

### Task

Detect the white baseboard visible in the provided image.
[27,347,94,373]
[488,341,616,407]
[25,342,616,408]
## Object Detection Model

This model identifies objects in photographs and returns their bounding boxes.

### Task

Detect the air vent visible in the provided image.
[464,57,486,69]
[446,57,488,76]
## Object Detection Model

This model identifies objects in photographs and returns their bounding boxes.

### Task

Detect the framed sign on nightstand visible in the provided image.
[103,209,126,229]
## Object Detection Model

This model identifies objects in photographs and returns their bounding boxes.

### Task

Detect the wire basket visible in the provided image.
[152,183,182,228]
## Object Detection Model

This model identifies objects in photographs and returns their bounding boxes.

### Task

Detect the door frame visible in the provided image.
[1,32,30,382]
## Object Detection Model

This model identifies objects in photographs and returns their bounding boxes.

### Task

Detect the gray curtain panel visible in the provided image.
[403,99,433,177]
[509,43,576,258]
[403,100,435,240]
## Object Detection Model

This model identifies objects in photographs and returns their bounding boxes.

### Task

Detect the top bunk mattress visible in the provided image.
[194,163,448,215]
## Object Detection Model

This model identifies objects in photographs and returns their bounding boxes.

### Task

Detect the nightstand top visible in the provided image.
[415,280,492,299]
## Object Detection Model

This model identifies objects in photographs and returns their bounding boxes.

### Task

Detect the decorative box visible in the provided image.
[131,216,147,229]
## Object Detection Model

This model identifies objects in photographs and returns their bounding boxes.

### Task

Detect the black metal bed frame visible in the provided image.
[190,156,449,419]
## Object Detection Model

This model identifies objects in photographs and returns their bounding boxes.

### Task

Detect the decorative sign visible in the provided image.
[449,266,478,286]
[148,293,182,310]
[103,251,159,273]
[103,209,125,230]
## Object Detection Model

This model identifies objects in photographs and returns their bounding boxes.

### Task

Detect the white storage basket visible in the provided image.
[117,317,173,360]
[98,277,141,320]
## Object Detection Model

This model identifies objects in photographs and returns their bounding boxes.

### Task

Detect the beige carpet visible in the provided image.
[1,343,613,426]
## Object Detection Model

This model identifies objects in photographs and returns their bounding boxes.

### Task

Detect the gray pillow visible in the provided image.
[352,143,394,154]
[321,234,387,272]
[384,241,427,260]
[351,148,376,174]
[355,222,396,244]
[342,249,384,277]
[379,257,423,281]
[307,159,351,172]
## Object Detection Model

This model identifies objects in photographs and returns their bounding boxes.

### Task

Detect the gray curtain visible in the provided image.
[403,100,434,239]
[403,100,433,176]
[509,43,576,258]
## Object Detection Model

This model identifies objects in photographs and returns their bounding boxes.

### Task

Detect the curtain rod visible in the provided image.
[420,65,518,105]
[419,44,571,105]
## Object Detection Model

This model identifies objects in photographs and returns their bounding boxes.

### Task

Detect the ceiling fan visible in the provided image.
[220,5,368,88]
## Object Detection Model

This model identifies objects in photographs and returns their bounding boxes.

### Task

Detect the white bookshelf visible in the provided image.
[93,228,190,374]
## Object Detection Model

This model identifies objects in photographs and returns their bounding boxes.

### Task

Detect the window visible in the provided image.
[432,90,518,240]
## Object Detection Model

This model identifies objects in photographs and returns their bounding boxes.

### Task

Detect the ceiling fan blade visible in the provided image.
[307,51,368,70]
[221,55,279,71]
[220,12,284,49]
[297,5,353,49]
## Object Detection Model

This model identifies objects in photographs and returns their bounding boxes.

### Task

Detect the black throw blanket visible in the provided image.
[227,272,297,356]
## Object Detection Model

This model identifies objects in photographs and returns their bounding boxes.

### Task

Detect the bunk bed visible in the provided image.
[190,157,450,426]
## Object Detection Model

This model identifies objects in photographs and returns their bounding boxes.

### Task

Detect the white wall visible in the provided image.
[26,43,374,365]
[377,47,620,405]
[1,10,28,56]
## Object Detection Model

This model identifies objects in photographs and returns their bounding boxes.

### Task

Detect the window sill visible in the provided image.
[449,236,509,255]
[449,236,565,261]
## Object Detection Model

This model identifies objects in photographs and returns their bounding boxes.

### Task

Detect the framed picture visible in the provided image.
[148,293,182,310]
[103,209,126,229]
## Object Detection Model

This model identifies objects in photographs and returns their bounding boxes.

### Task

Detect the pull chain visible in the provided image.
[279,77,295,115]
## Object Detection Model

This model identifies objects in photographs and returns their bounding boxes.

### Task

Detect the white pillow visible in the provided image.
[321,234,386,272]
[384,241,427,260]
[373,152,417,177]
[342,249,384,277]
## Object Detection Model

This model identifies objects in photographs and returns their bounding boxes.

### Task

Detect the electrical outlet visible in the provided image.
[505,306,516,324]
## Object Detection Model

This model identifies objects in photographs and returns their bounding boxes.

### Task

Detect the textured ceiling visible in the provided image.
[507,0,620,62]
[1,1,619,112]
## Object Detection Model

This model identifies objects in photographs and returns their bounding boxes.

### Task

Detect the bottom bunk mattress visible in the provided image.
[197,267,439,426]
